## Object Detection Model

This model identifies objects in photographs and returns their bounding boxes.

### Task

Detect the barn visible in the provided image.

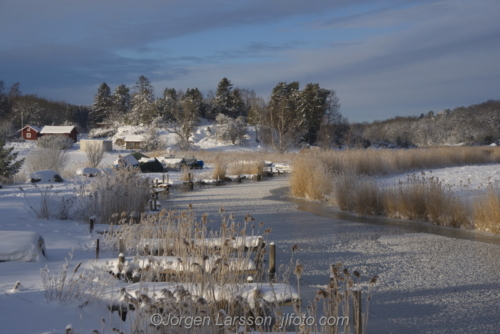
[39,126,79,143]
[18,125,41,141]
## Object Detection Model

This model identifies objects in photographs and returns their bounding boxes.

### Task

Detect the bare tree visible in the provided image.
[83,141,105,168]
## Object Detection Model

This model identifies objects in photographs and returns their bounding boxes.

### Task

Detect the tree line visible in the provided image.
[3,76,497,150]
[89,76,346,152]
[349,100,500,147]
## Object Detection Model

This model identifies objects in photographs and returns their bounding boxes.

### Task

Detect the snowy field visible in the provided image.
[379,164,500,199]
[3,132,500,333]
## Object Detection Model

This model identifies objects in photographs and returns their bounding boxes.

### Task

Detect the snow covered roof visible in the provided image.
[40,126,77,134]
[18,125,41,132]
[113,155,139,167]
[124,135,144,142]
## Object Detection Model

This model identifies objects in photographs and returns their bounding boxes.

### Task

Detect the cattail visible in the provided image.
[294,260,303,279]
[292,244,298,252]
[369,275,379,284]
[316,288,328,299]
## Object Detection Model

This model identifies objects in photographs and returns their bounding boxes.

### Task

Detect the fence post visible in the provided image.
[353,290,362,334]
[269,242,276,281]
[95,239,100,260]
[188,173,194,190]
[89,217,95,233]
[119,237,125,254]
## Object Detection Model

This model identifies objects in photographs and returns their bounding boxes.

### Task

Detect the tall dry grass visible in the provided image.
[328,173,472,228]
[473,189,500,234]
[211,159,227,180]
[294,147,500,182]
[98,207,378,334]
[290,147,500,233]
[227,160,265,175]
[73,168,150,224]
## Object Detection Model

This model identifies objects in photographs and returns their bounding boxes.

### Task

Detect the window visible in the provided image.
[27,128,31,132]
[26,133,31,138]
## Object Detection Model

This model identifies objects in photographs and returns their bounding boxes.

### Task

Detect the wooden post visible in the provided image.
[353,290,362,334]
[149,199,153,211]
[95,239,100,260]
[65,324,73,334]
[188,173,194,190]
[89,217,95,233]
[118,253,125,276]
[119,237,124,254]
[162,172,165,185]
[269,242,276,281]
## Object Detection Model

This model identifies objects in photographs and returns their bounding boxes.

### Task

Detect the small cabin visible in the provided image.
[39,126,79,143]
[18,125,41,141]
[119,135,144,150]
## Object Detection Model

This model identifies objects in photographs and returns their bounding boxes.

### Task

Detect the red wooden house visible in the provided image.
[18,125,41,140]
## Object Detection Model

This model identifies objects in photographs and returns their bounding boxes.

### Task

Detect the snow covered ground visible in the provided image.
[379,164,500,199]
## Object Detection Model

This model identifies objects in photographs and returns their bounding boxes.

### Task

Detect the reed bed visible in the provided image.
[291,147,500,233]
[94,208,378,334]
[73,168,150,224]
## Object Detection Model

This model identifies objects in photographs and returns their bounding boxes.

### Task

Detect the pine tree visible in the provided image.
[129,76,156,125]
[213,78,233,117]
[299,83,330,145]
[0,140,24,178]
[112,84,131,115]
[91,82,112,125]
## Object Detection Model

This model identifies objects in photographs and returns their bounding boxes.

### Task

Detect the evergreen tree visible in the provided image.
[129,76,156,125]
[212,78,245,118]
[112,84,131,115]
[91,82,112,125]
[299,83,330,145]
[0,81,12,119]
[0,140,24,178]
[263,82,304,152]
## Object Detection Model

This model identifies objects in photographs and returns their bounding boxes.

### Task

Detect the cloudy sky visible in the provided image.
[1,0,499,122]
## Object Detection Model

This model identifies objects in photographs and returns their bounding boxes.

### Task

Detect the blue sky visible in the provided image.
[1,0,499,122]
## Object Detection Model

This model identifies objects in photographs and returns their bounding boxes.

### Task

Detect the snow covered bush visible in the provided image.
[26,141,70,173]
[36,135,73,150]
[140,127,167,152]
[88,127,117,139]
[215,113,247,145]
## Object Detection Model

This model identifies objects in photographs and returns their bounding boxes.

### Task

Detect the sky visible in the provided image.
[1,0,499,122]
